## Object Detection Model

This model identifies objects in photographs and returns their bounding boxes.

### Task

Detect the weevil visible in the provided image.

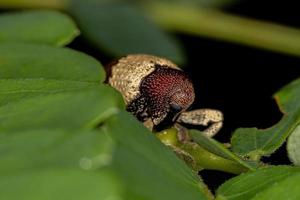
[105,54,223,137]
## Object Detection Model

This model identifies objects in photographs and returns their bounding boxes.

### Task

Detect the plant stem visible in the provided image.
[179,142,248,174]
[144,2,300,58]
[157,128,248,174]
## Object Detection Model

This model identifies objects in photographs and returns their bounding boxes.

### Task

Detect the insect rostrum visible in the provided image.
[105,54,223,137]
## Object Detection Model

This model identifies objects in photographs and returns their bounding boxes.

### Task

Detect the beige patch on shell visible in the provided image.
[108,54,180,104]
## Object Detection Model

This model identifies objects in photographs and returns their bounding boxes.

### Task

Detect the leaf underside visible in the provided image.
[0,10,79,46]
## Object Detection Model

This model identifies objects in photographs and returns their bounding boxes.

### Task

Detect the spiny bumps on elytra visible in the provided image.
[105,54,195,130]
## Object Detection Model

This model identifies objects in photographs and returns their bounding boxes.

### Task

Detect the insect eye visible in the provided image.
[170,103,182,112]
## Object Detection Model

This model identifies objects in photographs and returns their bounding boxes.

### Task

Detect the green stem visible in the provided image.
[144,2,300,58]
[157,128,248,174]
[179,142,248,174]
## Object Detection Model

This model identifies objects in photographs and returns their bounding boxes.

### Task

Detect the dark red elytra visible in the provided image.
[140,65,195,121]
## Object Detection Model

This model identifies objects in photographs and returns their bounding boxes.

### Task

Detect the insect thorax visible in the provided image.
[107,54,180,104]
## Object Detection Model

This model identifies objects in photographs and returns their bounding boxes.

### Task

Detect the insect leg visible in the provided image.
[177,109,223,137]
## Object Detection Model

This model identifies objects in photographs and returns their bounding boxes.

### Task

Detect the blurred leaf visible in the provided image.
[287,124,300,166]
[216,166,300,200]
[0,169,123,200]
[106,111,212,200]
[0,10,78,46]
[70,0,185,64]
[190,130,257,170]
[140,0,238,8]
[0,0,236,10]
[0,0,67,9]
[0,103,120,200]
[0,43,104,81]
[0,129,114,173]
[231,78,300,159]
[145,2,300,59]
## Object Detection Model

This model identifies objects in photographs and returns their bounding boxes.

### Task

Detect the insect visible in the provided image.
[105,54,223,137]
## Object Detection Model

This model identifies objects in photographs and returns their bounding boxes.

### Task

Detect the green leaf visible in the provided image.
[0,43,104,82]
[0,122,120,200]
[106,111,211,200]
[287,124,300,166]
[0,79,98,106]
[231,78,300,159]
[0,41,211,200]
[0,169,123,200]
[0,43,123,132]
[0,10,79,46]
[189,130,257,171]
[0,87,122,132]
[216,166,300,200]
[0,129,114,173]
[250,173,300,200]
[70,0,185,64]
